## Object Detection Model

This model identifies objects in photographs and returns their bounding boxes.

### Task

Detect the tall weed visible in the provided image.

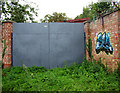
[2,59,119,91]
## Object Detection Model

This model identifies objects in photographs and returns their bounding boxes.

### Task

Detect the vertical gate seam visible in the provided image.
[48,23,50,69]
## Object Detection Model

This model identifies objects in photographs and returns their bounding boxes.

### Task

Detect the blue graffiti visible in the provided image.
[96,32,113,55]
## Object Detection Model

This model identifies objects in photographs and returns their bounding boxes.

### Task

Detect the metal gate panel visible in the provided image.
[49,23,84,68]
[12,23,85,69]
[13,23,49,68]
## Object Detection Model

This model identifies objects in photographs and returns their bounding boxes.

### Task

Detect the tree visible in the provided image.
[89,2,112,17]
[40,12,70,23]
[75,7,91,19]
[75,1,119,20]
[2,1,38,22]
[0,1,2,19]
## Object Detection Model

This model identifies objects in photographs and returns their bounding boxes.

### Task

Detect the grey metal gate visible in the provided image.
[12,23,84,69]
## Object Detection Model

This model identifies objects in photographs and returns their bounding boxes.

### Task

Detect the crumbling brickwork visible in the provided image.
[1,10,120,71]
[84,10,120,71]
[0,24,2,62]
[2,22,13,68]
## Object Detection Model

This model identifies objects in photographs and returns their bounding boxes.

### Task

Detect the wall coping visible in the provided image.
[2,20,16,24]
[84,9,120,24]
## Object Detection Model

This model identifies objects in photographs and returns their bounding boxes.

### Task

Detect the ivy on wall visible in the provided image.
[86,38,93,60]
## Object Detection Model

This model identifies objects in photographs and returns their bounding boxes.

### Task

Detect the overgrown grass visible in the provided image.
[2,60,119,91]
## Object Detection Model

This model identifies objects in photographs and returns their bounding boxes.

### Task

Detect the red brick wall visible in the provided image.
[84,22,91,60]
[1,11,120,70]
[2,22,13,68]
[118,10,120,70]
[0,24,2,62]
[84,10,120,71]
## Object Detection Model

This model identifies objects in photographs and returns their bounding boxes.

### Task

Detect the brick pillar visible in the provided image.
[84,22,91,61]
[0,23,2,66]
[2,21,14,68]
[118,10,120,65]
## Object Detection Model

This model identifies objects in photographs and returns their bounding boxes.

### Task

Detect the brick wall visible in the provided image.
[0,24,2,62]
[2,21,14,68]
[0,24,2,61]
[84,10,120,71]
[118,10,120,70]
[1,10,120,70]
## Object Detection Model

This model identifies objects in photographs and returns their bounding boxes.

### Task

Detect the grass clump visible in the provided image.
[2,60,119,91]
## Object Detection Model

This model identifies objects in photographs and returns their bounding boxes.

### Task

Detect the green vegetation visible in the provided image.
[40,12,70,23]
[2,1,38,22]
[75,1,120,20]
[0,30,3,68]
[1,40,7,68]
[2,59,119,91]
[86,38,93,60]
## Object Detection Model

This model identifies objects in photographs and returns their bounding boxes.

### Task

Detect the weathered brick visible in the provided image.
[2,22,13,68]
[84,10,120,71]
[0,24,2,61]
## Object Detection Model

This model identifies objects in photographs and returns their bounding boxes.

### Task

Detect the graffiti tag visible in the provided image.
[96,32,113,55]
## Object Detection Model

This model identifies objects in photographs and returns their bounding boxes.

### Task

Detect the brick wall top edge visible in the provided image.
[2,20,16,24]
[84,9,119,25]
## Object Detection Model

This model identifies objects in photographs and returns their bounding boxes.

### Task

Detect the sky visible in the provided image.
[20,0,119,22]
[38,0,98,19]
[20,0,98,22]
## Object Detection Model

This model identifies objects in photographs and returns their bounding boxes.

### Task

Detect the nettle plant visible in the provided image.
[0,29,7,68]
[85,38,109,72]
[2,40,7,68]
[86,38,93,60]
[0,30,2,67]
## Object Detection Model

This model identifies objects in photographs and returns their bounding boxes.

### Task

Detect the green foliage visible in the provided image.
[27,66,47,73]
[0,30,2,68]
[2,1,38,22]
[75,7,91,19]
[86,38,93,59]
[0,60,2,68]
[2,59,119,91]
[75,1,119,20]
[2,40,7,59]
[2,40,7,69]
[0,30,3,43]
[40,12,70,23]
[89,2,112,17]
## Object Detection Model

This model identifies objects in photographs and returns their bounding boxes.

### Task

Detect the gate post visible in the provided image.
[84,21,91,61]
[0,23,2,67]
[2,21,15,68]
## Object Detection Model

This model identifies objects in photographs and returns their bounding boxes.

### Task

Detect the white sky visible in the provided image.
[22,0,98,22]
[38,0,98,18]
[20,0,120,22]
